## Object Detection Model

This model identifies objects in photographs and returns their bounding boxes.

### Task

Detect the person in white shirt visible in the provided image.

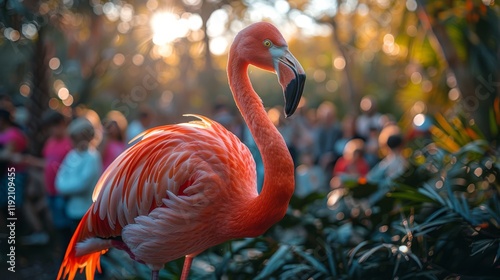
[367,134,407,186]
[55,117,102,228]
[125,106,154,146]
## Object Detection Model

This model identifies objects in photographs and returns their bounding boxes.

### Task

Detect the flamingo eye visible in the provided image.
[263,39,272,48]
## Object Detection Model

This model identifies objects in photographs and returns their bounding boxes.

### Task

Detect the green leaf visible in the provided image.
[455,140,489,156]
[495,243,500,264]
[393,253,402,278]
[388,191,435,203]
[471,239,498,256]
[423,207,448,223]
[215,238,260,277]
[280,264,311,279]
[460,193,473,224]
[319,238,337,276]
[358,244,394,263]
[419,184,446,205]
[254,244,290,280]
[417,216,458,232]
[400,270,439,280]
[407,252,423,269]
[489,108,498,136]
[348,240,369,265]
[293,247,329,275]
[485,205,500,225]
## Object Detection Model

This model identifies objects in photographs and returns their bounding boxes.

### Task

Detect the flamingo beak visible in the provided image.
[275,50,306,118]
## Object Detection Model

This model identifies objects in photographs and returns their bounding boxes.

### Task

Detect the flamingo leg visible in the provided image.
[151,270,159,280]
[180,255,194,280]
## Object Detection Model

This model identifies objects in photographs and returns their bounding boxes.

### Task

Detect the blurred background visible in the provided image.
[0,0,499,279]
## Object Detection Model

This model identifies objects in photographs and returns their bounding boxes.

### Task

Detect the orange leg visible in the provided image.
[180,255,194,280]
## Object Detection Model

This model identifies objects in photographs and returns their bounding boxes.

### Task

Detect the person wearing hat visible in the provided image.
[55,117,102,230]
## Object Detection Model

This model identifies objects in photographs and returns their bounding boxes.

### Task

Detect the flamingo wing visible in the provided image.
[91,114,254,233]
[59,115,257,279]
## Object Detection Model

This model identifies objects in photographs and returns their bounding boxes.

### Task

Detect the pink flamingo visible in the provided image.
[57,22,305,280]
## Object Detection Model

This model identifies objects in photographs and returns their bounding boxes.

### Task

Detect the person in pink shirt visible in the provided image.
[41,113,73,198]
[99,119,126,171]
[0,108,28,207]
[21,111,72,247]
[0,109,27,160]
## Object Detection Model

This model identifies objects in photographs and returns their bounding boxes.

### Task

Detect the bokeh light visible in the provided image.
[406,25,417,37]
[19,84,31,97]
[313,69,326,83]
[410,72,422,84]
[49,57,61,70]
[62,95,74,107]
[406,0,417,11]
[413,113,426,127]
[326,80,338,92]
[422,80,433,92]
[399,245,409,253]
[327,189,344,209]
[448,88,461,101]
[209,37,228,56]
[48,98,60,110]
[132,54,144,66]
[333,56,346,70]
[411,101,426,114]
[360,96,373,112]
[53,79,65,92]
[151,12,189,45]
[58,87,70,100]
[113,53,125,66]
[22,23,38,39]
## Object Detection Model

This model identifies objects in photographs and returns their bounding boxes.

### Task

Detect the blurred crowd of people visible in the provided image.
[0,94,159,263]
[0,92,412,264]
[213,96,411,201]
[285,98,407,199]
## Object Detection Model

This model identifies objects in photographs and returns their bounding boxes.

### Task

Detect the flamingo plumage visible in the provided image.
[57,21,306,280]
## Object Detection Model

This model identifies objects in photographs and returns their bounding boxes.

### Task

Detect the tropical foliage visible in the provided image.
[98,99,500,279]
[210,111,499,279]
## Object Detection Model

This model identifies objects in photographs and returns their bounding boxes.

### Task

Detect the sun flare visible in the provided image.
[151,12,188,45]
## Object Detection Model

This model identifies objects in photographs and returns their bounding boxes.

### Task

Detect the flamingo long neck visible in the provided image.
[227,51,294,235]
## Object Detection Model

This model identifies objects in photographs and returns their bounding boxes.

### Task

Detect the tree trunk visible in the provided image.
[27,26,50,156]
[329,18,358,115]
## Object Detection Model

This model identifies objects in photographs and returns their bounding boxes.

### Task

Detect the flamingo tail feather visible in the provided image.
[57,212,108,280]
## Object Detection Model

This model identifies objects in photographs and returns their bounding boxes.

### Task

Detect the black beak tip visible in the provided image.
[284,73,306,117]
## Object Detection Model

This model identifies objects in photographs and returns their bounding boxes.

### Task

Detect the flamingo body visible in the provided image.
[58,22,305,280]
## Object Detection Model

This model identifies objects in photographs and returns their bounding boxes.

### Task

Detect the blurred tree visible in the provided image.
[0,0,255,153]
[1,0,499,149]
[287,0,499,137]
[1,0,60,154]
[415,0,500,140]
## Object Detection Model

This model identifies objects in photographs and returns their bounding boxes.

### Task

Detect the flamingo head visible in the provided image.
[231,22,306,117]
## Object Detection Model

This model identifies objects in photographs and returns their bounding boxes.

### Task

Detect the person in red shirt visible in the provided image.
[331,138,370,189]
[333,138,370,177]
